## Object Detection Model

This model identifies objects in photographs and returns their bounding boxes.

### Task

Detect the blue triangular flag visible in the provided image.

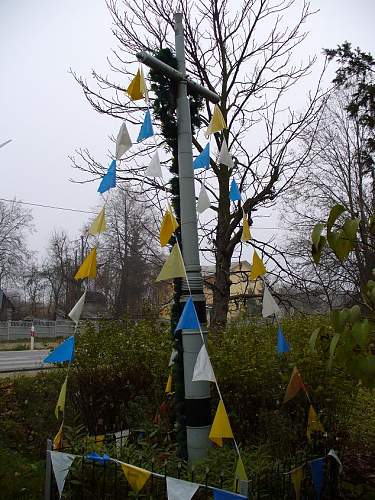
[229,179,241,201]
[309,457,325,499]
[277,327,290,353]
[86,452,110,464]
[98,160,116,194]
[213,489,247,500]
[193,143,210,169]
[175,297,200,332]
[43,336,75,363]
[137,110,154,142]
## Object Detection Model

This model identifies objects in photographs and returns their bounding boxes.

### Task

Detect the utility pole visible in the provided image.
[137,13,220,462]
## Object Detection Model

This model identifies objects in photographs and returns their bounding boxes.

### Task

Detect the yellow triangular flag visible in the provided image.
[165,373,172,394]
[89,208,107,236]
[121,463,151,493]
[156,243,186,282]
[283,366,306,404]
[206,104,227,136]
[159,210,179,247]
[127,68,147,101]
[55,376,68,419]
[74,248,97,280]
[249,250,266,280]
[241,212,251,242]
[209,400,234,447]
[53,421,64,450]
[233,456,248,492]
[307,405,324,441]
[291,465,304,500]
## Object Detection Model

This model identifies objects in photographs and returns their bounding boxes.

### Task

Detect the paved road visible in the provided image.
[0,350,50,373]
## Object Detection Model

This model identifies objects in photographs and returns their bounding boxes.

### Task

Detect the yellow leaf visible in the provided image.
[74,248,97,280]
[209,400,234,447]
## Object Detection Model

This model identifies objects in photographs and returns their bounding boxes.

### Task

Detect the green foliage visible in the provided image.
[0,448,44,499]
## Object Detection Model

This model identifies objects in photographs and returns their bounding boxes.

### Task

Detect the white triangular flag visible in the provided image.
[115,429,130,450]
[197,185,211,214]
[50,451,76,498]
[262,284,281,318]
[192,344,216,382]
[169,349,178,367]
[68,291,87,325]
[145,151,163,178]
[116,122,132,159]
[328,449,343,473]
[218,138,234,168]
[166,476,200,500]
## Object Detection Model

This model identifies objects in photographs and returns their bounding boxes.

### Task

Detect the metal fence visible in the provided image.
[0,319,74,341]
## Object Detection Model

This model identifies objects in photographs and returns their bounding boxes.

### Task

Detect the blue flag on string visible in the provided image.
[137,110,154,142]
[229,179,241,201]
[43,336,75,363]
[98,160,116,194]
[213,489,247,500]
[174,297,200,332]
[309,457,325,499]
[193,143,210,169]
[86,452,111,464]
[277,327,290,353]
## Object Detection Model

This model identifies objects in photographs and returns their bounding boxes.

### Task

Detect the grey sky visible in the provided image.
[0,0,374,262]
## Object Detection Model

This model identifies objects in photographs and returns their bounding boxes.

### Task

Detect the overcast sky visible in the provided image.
[0,0,374,262]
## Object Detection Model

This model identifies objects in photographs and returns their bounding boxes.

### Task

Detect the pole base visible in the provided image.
[186,425,211,462]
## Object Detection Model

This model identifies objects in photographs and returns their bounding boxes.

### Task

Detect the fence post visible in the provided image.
[44,438,53,500]
[7,320,10,341]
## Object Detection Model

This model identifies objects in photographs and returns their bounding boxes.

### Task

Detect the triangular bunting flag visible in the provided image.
[218,138,234,168]
[283,366,306,403]
[116,122,132,159]
[213,489,247,500]
[89,208,107,236]
[209,400,234,447]
[206,104,227,136]
[233,456,248,492]
[44,336,75,364]
[197,184,211,214]
[165,373,172,394]
[277,327,290,354]
[53,421,64,450]
[250,250,267,280]
[74,248,97,280]
[175,297,200,332]
[166,477,199,500]
[86,452,110,463]
[50,451,76,498]
[121,463,151,493]
[328,449,343,473]
[137,110,154,142]
[192,344,215,382]
[68,290,87,325]
[307,405,324,441]
[309,457,325,500]
[169,349,178,367]
[98,160,116,194]
[262,284,280,318]
[193,143,210,169]
[229,179,241,202]
[156,243,186,282]
[241,212,251,241]
[127,68,147,101]
[160,209,179,247]
[290,465,304,500]
[55,376,68,419]
[145,151,163,177]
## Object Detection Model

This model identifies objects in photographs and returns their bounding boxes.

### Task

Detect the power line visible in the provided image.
[0,197,97,215]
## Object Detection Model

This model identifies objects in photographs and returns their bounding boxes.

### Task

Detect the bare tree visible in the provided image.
[71,0,327,328]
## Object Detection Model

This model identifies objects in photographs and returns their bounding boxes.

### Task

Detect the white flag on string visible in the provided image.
[197,185,211,214]
[50,451,77,498]
[328,449,343,473]
[218,137,234,168]
[145,151,163,178]
[169,349,178,367]
[116,122,132,159]
[192,344,216,382]
[262,284,281,318]
[68,291,87,325]
[166,477,200,500]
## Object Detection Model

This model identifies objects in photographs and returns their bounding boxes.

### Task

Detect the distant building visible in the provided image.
[0,289,15,321]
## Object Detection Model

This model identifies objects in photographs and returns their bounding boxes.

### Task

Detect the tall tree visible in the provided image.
[71,0,326,328]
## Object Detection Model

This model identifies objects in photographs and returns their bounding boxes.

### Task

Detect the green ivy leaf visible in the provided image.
[327,204,346,233]
[342,218,360,242]
[309,327,321,352]
[312,223,325,249]
[351,319,369,348]
[328,333,340,370]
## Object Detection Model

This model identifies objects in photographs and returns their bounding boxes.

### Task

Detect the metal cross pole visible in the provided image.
[137,13,220,462]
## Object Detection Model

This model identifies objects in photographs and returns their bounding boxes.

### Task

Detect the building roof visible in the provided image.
[201,260,251,276]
